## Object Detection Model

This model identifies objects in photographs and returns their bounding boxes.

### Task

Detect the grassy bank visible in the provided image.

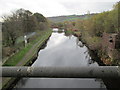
[2,29,52,89]
[3,30,52,66]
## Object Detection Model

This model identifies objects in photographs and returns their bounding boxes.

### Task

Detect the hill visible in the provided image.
[47,14,97,23]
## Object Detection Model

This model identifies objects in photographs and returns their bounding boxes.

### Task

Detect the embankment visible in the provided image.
[2,30,52,89]
[80,35,120,89]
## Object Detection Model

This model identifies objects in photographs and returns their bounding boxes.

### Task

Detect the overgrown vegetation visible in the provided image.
[3,30,52,66]
[2,9,52,89]
[2,8,50,61]
[2,8,48,46]
[64,2,120,65]
[48,14,96,23]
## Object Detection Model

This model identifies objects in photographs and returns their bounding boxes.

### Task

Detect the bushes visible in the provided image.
[2,8,50,61]
[3,30,52,66]
[81,31,102,50]
[2,8,49,47]
[75,2,120,65]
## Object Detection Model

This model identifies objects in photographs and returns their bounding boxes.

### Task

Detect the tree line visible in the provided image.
[75,2,119,36]
[2,8,49,47]
[63,2,120,65]
[50,2,120,44]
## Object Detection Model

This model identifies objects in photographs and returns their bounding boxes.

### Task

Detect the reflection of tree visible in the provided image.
[84,50,94,66]
[20,78,28,86]
[84,50,95,65]
[68,35,72,39]
[76,37,95,66]
[15,78,29,88]
[76,37,96,66]
[95,79,106,88]
[76,38,84,47]
[39,37,49,50]
[58,31,64,33]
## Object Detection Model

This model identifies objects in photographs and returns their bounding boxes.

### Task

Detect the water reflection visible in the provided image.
[15,29,106,88]
[76,38,84,47]
[52,28,64,32]
[16,78,106,88]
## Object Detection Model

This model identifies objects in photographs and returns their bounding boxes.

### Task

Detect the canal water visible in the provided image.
[15,28,106,88]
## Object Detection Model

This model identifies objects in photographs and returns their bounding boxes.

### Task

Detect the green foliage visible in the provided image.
[64,30,73,36]
[3,44,31,66]
[2,8,50,62]
[74,2,120,37]
[33,13,48,30]
[3,30,52,66]
[2,8,48,47]
[57,22,64,28]
[65,2,120,53]
[33,13,47,22]
[48,14,96,23]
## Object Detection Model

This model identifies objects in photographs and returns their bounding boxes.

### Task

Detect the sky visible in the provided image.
[0,0,119,21]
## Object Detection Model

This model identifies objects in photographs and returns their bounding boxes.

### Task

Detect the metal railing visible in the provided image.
[1,66,120,78]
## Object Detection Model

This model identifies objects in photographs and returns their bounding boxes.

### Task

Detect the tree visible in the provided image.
[2,15,20,46]
[33,13,48,30]
[33,13,47,22]
[2,9,49,46]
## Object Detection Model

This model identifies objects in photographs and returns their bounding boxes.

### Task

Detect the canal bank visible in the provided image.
[88,48,120,89]
[2,30,52,89]
[78,35,120,89]
[62,30,120,89]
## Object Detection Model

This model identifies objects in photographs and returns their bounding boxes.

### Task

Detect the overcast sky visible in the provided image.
[0,0,119,20]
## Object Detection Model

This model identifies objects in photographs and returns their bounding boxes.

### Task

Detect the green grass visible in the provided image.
[2,30,52,89]
[74,31,81,35]
[48,14,94,23]
[81,32,102,50]
[3,30,52,66]
[3,44,31,66]
[65,30,73,34]
[22,31,52,65]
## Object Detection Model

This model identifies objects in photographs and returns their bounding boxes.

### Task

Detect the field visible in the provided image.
[47,14,96,23]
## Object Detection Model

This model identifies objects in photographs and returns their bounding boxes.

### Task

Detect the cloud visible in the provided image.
[0,0,119,21]
[0,0,71,17]
[61,2,116,15]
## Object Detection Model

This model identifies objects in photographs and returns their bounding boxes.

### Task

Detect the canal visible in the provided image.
[15,28,106,88]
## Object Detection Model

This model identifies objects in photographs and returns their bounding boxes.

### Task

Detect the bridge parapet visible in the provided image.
[1,66,120,78]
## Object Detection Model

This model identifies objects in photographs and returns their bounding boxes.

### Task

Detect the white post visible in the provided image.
[24,35,27,47]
